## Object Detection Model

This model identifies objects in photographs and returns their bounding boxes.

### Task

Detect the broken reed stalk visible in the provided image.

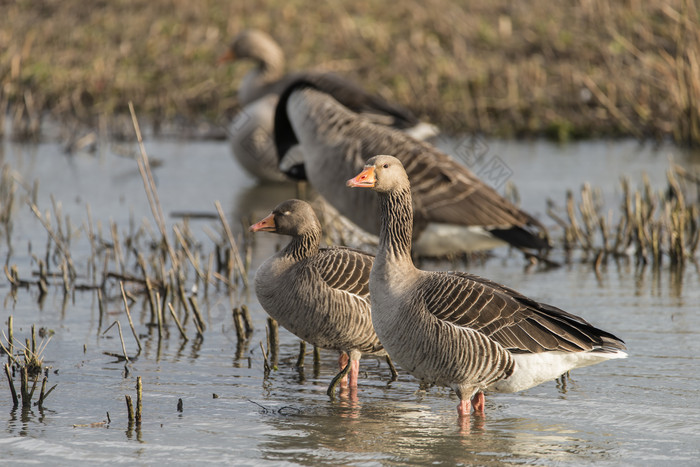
[566,190,590,251]
[240,305,253,335]
[126,394,134,423]
[128,102,178,270]
[61,258,70,294]
[259,341,270,373]
[110,220,124,274]
[313,346,321,367]
[155,292,163,340]
[28,202,76,280]
[188,296,206,336]
[168,303,188,341]
[4,363,18,406]
[561,168,700,267]
[119,282,142,351]
[177,280,190,318]
[7,315,13,359]
[173,224,219,288]
[37,377,47,408]
[37,260,48,295]
[232,307,246,343]
[144,276,158,325]
[85,204,97,283]
[160,282,170,319]
[97,288,105,322]
[214,201,248,288]
[135,376,142,425]
[20,366,39,408]
[116,322,129,363]
[103,321,129,362]
[267,318,279,368]
[0,335,18,367]
[36,376,56,408]
[19,367,29,408]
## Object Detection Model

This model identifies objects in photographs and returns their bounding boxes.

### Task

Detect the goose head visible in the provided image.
[218,29,285,69]
[346,155,409,193]
[249,199,319,237]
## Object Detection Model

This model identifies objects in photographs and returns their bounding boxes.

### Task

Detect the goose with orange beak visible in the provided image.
[347,155,626,420]
[276,79,548,257]
[250,199,397,396]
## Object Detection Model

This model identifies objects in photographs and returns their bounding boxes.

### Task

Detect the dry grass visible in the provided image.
[1,0,699,144]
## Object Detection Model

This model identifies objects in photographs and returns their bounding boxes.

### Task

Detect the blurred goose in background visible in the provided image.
[219,29,438,182]
[347,155,627,418]
[274,80,550,257]
[250,199,396,395]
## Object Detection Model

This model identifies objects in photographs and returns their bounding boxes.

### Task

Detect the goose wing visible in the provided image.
[274,75,420,163]
[419,270,626,354]
[312,247,374,299]
[380,135,547,247]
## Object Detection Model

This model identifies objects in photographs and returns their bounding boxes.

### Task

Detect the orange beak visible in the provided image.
[346,166,376,188]
[217,49,235,65]
[249,213,276,232]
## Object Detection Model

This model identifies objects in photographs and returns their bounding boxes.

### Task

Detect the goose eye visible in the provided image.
[283,211,291,216]
[382,163,389,168]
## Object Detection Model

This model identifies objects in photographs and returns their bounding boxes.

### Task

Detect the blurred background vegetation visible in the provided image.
[1,0,698,145]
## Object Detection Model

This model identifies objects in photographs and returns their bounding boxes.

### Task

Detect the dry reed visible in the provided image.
[1,1,698,145]
[551,164,700,268]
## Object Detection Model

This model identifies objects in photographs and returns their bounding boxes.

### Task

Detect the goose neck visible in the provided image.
[377,187,414,263]
[282,229,321,261]
[238,58,284,105]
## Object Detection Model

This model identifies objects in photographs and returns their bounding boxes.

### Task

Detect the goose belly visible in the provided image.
[255,268,378,353]
[371,300,510,388]
[490,349,628,393]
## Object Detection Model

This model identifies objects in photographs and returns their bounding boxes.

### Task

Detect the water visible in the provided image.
[1,135,699,465]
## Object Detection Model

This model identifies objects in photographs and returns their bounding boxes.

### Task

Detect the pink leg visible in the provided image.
[471,391,485,414]
[457,399,471,418]
[338,353,349,388]
[347,359,360,388]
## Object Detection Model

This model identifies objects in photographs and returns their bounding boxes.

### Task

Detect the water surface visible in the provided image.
[1,136,699,465]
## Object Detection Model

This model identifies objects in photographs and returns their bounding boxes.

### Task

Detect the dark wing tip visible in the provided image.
[489,225,552,251]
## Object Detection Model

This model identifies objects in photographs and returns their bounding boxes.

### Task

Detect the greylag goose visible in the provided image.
[347,155,626,417]
[250,199,396,394]
[274,82,550,256]
[220,30,437,182]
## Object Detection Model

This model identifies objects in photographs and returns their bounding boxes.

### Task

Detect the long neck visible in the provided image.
[238,55,284,105]
[377,187,414,263]
[281,227,321,261]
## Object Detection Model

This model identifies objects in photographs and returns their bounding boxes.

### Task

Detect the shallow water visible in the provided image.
[1,135,699,465]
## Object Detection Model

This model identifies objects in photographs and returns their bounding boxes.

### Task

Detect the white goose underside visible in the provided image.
[489,349,628,394]
[230,95,288,183]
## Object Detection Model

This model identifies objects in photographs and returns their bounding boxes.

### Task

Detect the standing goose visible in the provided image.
[250,199,396,394]
[274,82,550,256]
[347,155,626,417]
[219,30,438,182]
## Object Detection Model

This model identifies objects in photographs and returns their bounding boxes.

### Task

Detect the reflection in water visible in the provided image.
[254,392,619,465]
[6,406,49,438]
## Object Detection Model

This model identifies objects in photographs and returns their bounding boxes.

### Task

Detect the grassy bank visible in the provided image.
[1,0,699,144]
